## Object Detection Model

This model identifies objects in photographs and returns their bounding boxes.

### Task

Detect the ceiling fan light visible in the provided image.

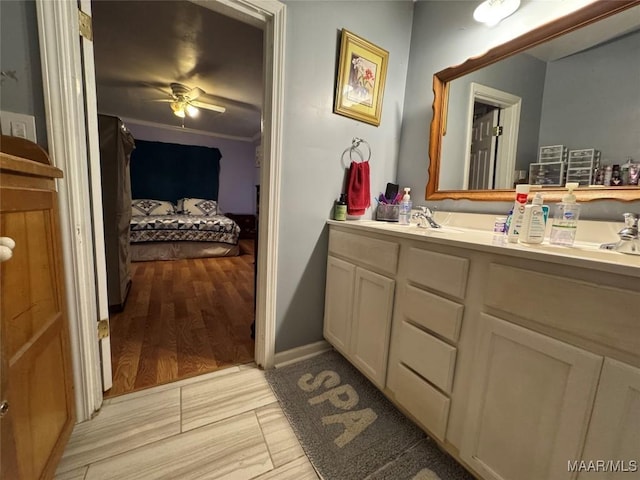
[173,107,186,118]
[474,0,520,26]
[186,104,199,117]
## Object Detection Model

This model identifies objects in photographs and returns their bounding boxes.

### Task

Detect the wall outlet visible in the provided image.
[0,111,37,143]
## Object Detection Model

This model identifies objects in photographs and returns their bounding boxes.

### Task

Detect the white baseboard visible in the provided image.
[273,340,332,368]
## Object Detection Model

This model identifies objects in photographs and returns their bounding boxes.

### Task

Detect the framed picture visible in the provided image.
[334,29,389,127]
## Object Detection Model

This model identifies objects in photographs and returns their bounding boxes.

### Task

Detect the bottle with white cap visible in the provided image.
[399,187,412,225]
[506,184,531,243]
[549,182,581,246]
[519,192,546,244]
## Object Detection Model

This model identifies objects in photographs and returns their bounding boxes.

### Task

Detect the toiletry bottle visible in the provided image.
[628,162,639,186]
[334,194,347,221]
[399,188,412,225]
[507,184,531,243]
[611,164,622,186]
[519,193,546,244]
[549,182,581,246]
[603,164,613,185]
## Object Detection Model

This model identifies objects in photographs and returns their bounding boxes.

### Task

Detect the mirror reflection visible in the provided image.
[430,2,640,201]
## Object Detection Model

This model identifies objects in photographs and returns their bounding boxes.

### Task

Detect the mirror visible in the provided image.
[427,0,640,202]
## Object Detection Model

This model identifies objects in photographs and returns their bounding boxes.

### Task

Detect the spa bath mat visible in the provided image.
[265,350,473,480]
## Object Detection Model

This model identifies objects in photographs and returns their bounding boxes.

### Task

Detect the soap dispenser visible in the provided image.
[399,188,412,225]
[549,182,581,246]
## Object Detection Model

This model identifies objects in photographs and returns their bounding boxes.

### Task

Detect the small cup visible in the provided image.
[493,216,508,233]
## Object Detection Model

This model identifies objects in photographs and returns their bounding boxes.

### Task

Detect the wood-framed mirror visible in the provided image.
[427,0,640,202]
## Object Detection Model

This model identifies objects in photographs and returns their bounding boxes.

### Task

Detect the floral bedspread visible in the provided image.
[130,214,240,245]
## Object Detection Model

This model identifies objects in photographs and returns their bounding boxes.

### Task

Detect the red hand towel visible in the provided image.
[347,161,370,216]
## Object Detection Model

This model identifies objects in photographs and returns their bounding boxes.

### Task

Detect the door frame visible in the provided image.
[462,83,521,190]
[36,0,285,422]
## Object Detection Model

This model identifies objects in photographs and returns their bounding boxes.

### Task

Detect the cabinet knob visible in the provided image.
[0,237,15,262]
[0,400,8,417]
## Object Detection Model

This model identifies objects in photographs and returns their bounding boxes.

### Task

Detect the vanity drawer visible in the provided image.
[485,263,640,361]
[406,248,469,299]
[329,228,399,276]
[402,284,464,342]
[392,363,450,441]
[397,321,457,393]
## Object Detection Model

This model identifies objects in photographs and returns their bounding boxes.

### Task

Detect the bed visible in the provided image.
[130,198,240,261]
[128,140,240,262]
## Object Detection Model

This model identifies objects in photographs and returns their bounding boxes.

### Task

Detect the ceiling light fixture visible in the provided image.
[473,0,520,26]
[170,99,199,118]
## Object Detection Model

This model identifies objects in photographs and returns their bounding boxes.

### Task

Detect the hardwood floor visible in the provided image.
[106,240,256,397]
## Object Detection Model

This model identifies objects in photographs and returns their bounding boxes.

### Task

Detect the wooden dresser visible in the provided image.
[0,137,75,479]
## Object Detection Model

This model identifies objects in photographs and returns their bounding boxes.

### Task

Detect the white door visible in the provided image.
[323,256,356,355]
[461,314,602,480]
[79,0,113,391]
[349,267,395,388]
[579,358,640,479]
[468,108,498,190]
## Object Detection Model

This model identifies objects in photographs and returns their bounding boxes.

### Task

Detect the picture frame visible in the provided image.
[334,29,389,127]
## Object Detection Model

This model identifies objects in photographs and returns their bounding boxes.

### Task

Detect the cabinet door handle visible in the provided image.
[0,400,8,417]
[0,237,15,262]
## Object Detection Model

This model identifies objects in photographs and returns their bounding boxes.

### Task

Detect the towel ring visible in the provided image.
[349,137,371,163]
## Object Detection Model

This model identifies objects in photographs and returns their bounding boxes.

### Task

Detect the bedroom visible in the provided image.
[92,1,264,396]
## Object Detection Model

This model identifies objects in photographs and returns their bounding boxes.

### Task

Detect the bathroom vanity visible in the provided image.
[323,218,640,480]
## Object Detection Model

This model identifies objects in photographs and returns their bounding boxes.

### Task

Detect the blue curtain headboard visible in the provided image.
[130,140,221,204]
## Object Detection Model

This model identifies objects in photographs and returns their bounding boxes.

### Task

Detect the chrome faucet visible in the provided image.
[412,206,442,228]
[601,213,640,255]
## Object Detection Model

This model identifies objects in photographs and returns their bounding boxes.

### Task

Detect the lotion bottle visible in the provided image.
[519,193,546,244]
[507,184,531,243]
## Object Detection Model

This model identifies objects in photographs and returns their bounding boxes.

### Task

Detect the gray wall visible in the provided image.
[0,0,47,150]
[126,123,258,215]
[538,30,640,165]
[441,53,546,189]
[398,0,640,219]
[276,0,414,351]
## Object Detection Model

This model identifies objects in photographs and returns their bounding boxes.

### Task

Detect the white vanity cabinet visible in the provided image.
[459,261,640,480]
[323,228,399,388]
[386,245,469,441]
[579,358,640,480]
[323,221,640,480]
[460,314,602,480]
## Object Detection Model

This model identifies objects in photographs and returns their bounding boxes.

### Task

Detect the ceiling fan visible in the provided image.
[153,82,226,118]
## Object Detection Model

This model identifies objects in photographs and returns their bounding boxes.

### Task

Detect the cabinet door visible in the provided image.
[579,358,640,480]
[0,187,75,479]
[349,267,395,388]
[323,256,355,355]
[461,314,602,480]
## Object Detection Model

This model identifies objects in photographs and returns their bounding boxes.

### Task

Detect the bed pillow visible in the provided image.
[131,199,176,216]
[178,198,218,216]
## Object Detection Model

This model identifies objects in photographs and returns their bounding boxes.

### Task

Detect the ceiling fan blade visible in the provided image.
[150,98,175,103]
[190,100,226,113]
[186,87,204,101]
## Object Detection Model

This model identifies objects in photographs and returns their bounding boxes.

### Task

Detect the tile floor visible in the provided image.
[55,365,319,480]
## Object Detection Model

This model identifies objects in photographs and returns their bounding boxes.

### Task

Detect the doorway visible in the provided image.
[36,0,284,421]
[90,1,264,397]
[463,83,522,190]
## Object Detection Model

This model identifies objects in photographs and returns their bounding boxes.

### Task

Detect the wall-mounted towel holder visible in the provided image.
[341,137,371,167]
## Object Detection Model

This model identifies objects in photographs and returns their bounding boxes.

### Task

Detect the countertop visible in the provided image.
[327,217,640,279]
